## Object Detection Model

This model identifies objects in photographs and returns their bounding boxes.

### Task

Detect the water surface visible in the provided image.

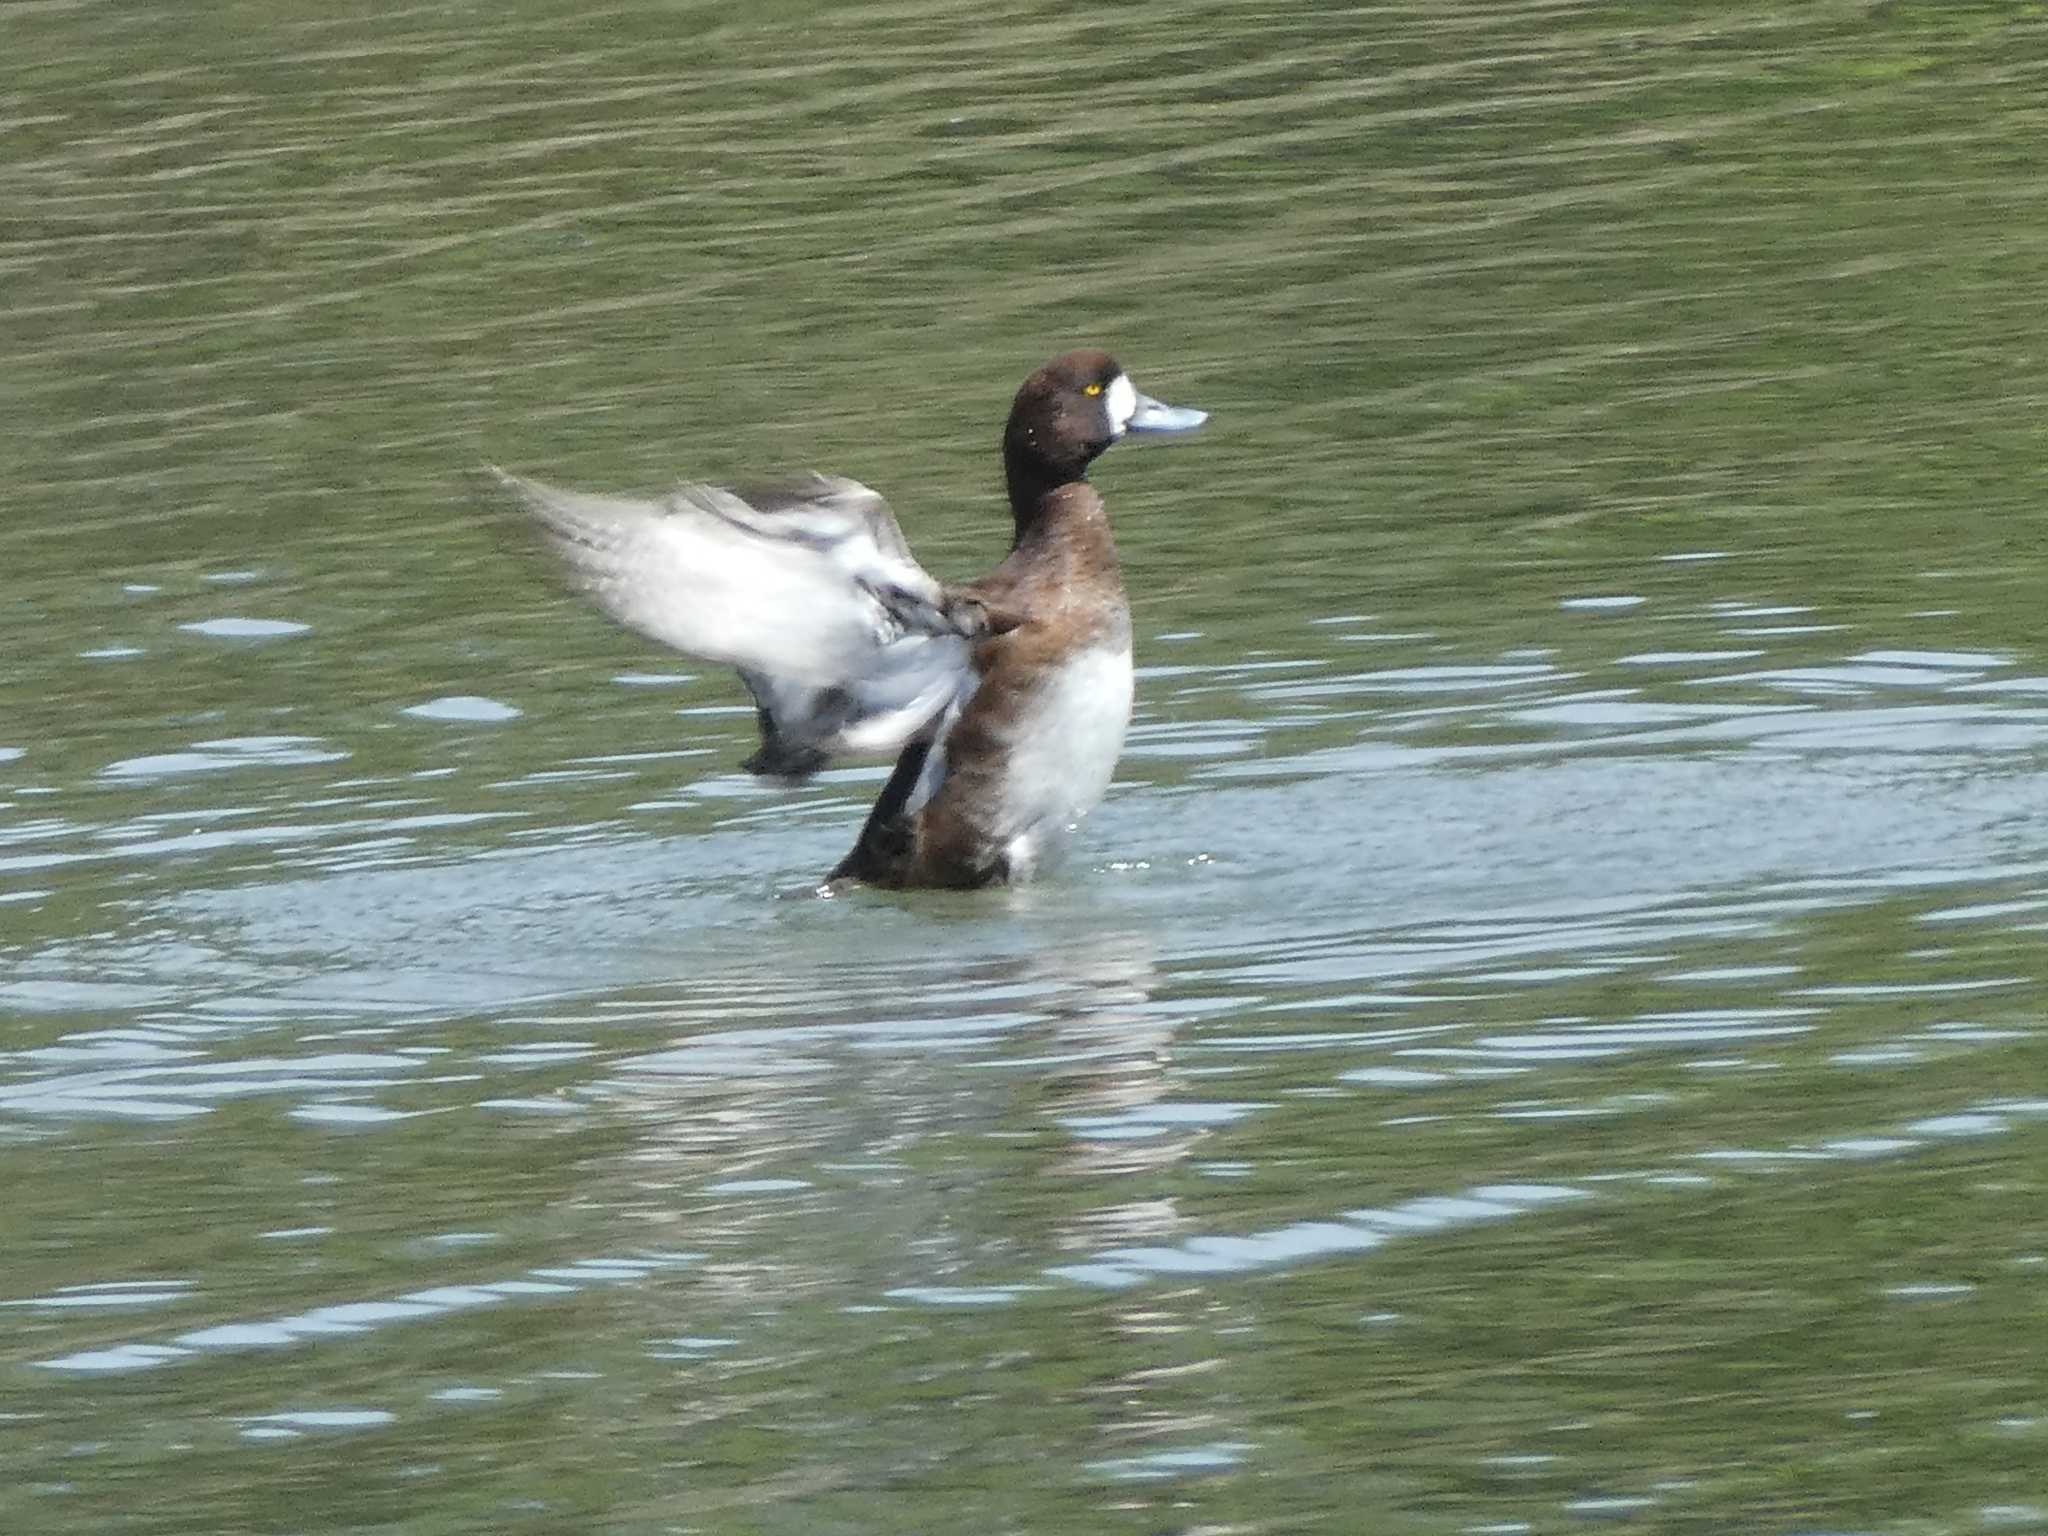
[5,2,2048,1531]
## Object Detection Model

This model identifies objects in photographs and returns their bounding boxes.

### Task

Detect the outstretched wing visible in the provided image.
[491,468,977,777]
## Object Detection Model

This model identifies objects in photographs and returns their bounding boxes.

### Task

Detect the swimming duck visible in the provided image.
[492,348,1207,889]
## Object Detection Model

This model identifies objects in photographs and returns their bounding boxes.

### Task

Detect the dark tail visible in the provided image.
[827,739,932,886]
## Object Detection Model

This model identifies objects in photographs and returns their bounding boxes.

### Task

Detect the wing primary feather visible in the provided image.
[490,465,980,776]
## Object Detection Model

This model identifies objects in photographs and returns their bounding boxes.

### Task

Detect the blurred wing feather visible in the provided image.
[491,467,977,773]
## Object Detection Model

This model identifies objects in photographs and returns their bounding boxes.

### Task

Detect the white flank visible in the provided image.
[997,645,1134,877]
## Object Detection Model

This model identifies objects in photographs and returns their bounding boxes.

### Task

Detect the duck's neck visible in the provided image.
[1004,444,1103,547]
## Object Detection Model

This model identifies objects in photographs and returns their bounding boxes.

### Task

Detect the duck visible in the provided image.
[490,348,1207,890]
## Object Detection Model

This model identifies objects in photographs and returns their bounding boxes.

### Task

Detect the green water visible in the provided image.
[4,2,2048,1531]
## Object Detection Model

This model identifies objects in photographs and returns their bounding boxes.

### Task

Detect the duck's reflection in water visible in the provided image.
[1016,929,1199,1250]
[576,923,1205,1285]
[582,923,1241,1493]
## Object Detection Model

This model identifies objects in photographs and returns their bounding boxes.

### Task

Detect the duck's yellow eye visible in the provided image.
[1083,381,1103,397]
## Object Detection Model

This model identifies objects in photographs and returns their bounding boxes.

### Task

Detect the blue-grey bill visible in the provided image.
[1127,393,1209,434]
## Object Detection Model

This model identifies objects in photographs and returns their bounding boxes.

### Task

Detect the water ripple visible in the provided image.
[37,1252,701,1375]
